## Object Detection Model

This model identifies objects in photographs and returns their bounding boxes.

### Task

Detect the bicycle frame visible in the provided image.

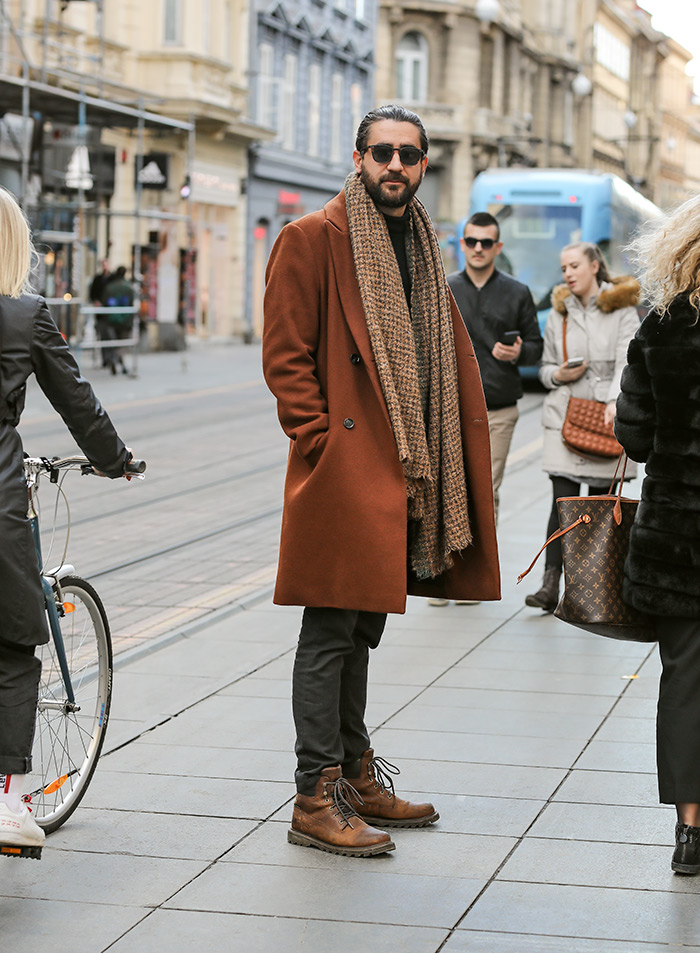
[26,465,77,708]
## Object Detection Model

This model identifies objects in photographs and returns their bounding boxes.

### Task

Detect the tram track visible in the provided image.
[46,454,287,530]
[89,503,282,580]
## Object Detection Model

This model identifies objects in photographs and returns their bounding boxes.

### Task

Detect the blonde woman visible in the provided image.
[0,189,136,860]
[525,242,640,611]
[616,194,700,875]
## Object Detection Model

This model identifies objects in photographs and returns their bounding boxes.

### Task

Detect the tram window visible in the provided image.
[486,203,583,303]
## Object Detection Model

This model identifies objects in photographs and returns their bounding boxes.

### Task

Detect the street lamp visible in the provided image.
[624,110,638,130]
[572,72,592,97]
[475,0,499,23]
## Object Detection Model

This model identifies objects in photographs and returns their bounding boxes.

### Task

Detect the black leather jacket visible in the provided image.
[0,294,128,645]
[447,268,543,409]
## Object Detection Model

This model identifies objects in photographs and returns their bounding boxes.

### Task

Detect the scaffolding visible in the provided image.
[0,0,196,351]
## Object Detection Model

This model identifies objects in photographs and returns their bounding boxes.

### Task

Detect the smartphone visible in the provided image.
[566,357,585,368]
[500,330,520,345]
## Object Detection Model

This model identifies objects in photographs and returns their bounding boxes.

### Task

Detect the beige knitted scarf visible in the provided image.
[344,172,472,580]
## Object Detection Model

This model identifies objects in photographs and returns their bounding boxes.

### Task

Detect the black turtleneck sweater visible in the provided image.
[383,209,411,304]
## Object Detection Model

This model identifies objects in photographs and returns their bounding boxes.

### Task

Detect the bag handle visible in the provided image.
[517,513,592,583]
[518,450,629,582]
[562,316,568,364]
[609,452,628,525]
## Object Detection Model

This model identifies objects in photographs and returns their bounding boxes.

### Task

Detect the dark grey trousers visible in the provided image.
[293,607,386,795]
[0,637,41,774]
[656,616,700,804]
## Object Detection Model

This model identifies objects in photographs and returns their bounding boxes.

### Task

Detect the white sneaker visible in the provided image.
[0,802,45,859]
[428,598,449,607]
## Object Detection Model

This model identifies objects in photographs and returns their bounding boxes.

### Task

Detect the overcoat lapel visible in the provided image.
[324,193,392,429]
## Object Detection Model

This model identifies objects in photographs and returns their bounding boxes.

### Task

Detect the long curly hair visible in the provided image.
[628,193,700,315]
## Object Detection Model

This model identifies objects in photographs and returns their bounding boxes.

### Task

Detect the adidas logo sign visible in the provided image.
[138,161,166,185]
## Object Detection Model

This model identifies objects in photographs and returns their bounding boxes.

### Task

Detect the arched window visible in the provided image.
[396,32,428,103]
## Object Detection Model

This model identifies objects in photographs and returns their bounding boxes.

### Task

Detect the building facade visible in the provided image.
[245,0,376,339]
[0,0,268,342]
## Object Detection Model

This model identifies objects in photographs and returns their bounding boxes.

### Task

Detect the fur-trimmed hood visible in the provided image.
[552,275,641,316]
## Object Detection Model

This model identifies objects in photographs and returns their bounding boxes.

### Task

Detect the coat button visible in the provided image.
[343,418,355,429]
[350,353,361,364]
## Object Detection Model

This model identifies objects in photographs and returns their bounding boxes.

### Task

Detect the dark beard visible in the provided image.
[360,166,422,209]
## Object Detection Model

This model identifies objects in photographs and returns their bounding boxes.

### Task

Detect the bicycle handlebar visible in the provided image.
[25,455,147,478]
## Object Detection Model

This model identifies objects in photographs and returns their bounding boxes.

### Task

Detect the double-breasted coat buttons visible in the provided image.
[343,418,355,429]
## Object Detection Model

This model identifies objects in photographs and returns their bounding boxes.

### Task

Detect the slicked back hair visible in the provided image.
[355,105,429,155]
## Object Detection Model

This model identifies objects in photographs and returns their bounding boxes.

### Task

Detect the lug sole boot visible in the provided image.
[345,749,439,829]
[672,823,700,874]
[288,766,395,857]
[525,567,561,613]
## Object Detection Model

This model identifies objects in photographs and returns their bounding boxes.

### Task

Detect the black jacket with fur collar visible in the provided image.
[615,295,700,617]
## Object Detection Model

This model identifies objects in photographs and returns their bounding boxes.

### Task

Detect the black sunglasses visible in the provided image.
[364,144,425,166]
[463,237,496,249]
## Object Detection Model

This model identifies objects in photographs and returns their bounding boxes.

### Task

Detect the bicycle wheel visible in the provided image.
[26,575,113,834]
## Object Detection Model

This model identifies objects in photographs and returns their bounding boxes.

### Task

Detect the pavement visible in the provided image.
[3,344,697,952]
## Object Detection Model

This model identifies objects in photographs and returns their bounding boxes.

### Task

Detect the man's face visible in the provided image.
[353,119,428,213]
[461,224,502,272]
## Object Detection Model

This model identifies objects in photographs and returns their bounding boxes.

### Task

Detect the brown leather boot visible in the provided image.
[287,766,395,857]
[344,749,439,828]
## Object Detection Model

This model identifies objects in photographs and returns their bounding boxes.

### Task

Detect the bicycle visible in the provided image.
[19,454,145,846]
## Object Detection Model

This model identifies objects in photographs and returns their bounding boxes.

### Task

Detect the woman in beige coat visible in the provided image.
[525,241,640,611]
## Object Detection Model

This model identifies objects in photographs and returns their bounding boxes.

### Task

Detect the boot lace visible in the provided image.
[325,777,364,830]
[367,755,400,799]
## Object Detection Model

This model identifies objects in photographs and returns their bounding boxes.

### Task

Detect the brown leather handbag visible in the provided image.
[562,396,623,458]
[518,456,656,642]
[560,317,623,458]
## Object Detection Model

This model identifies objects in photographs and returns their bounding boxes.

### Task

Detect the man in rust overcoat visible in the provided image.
[263,105,500,858]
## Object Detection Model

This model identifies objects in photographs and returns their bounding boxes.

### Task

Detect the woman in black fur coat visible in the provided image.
[616,194,700,875]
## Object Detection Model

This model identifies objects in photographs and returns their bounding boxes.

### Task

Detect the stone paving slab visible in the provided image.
[417,684,615,716]
[164,861,487,928]
[444,931,699,953]
[371,725,586,768]
[102,741,295,782]
[528,800,674,845]
[47,809,257,860]
[574,738,656,773]
[82,770,295,820]
[460,881,700,945]
[552,769,659,807]
[107,910,450,953]
[499,836,700,893]
[0,899,148,952]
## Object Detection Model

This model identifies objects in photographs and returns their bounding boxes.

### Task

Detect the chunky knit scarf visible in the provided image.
[344,172,472,580]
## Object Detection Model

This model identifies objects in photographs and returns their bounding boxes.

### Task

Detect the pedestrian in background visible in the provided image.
[89,259,111,367]
[615,194,700,875]
[0,188,136,860]
[101,265,134,376]
[263,105,500,858]
[432,211,541,608]
[525,241,639,612]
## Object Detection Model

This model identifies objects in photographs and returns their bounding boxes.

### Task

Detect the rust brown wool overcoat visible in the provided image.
[262,191,501,614]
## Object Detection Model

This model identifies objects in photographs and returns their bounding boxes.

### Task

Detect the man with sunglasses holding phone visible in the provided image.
[263,105,500,858]
[447,212,542,527]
